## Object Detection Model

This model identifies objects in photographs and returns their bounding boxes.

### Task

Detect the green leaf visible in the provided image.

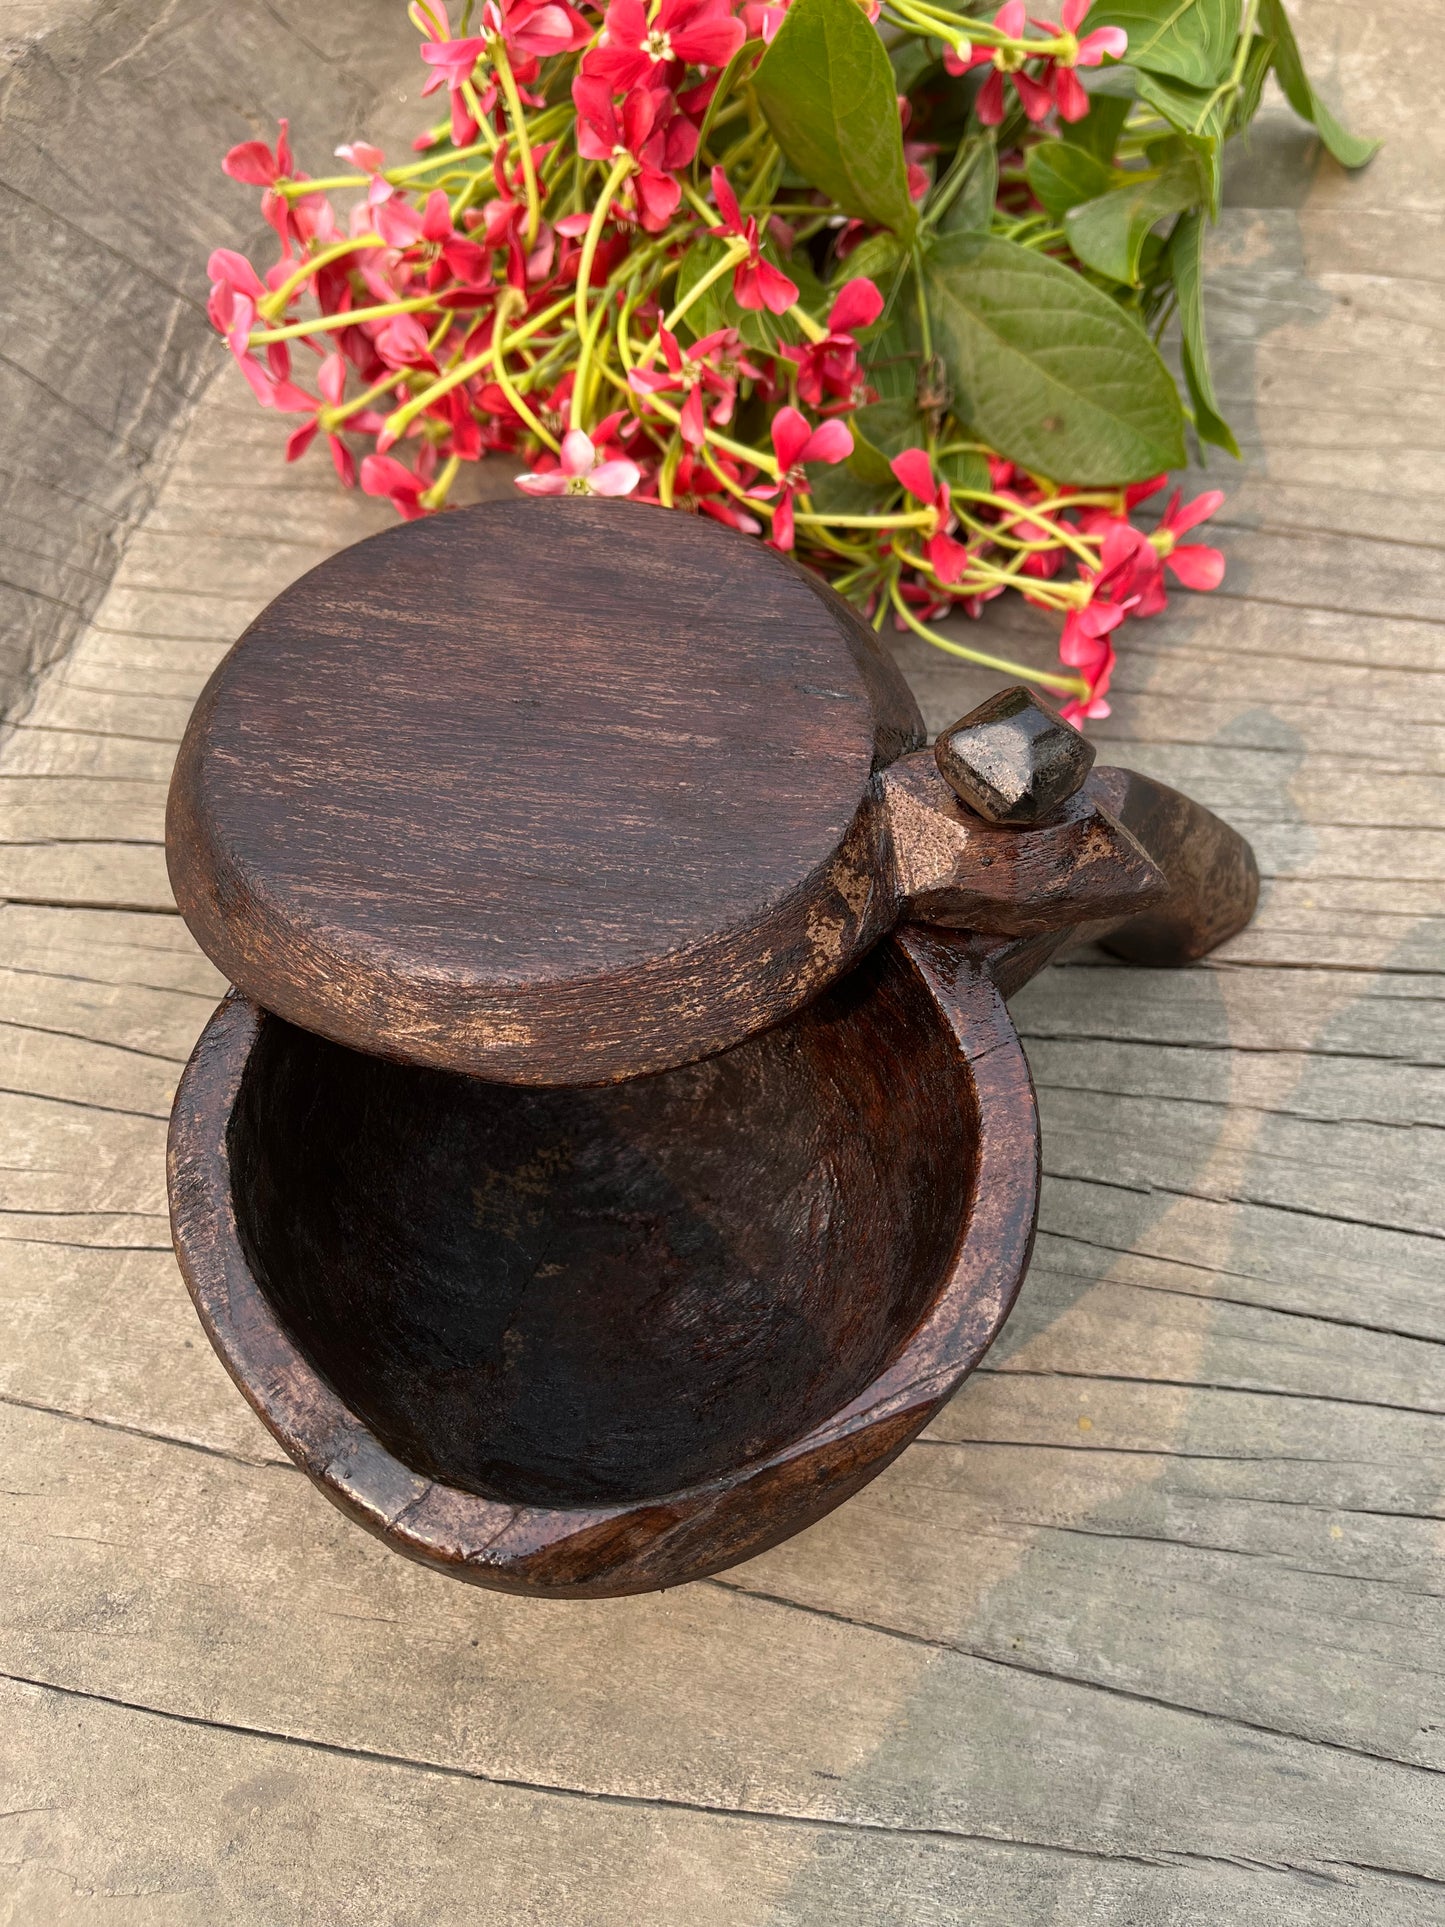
[938,445,992,493]
[1061,90,1132,162]
[1129,64,1227,139]
[1065,151,1206,284]
[836,231,906,291]
[861,307,917,402]
[804,461,892,516]
[1086,0,1240,86]
[1233,31,1275,131]
[849,399,928,483]
[1025,139,1113,221]
[932,134,999,235]
[695,38,762,166]
[753,0,918,236]
[1168,208,1239,455]
[1258,0,1379,168]
[673,233,788,353]
[786,246,831,324]
[923,230,1186,482]
[888,34,937,97]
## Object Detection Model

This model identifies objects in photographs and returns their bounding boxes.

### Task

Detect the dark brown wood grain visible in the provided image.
[167,498,925,1087]
[167,499,1260,1086]
[167,929,1039,1597]
[163,500,1261,1596]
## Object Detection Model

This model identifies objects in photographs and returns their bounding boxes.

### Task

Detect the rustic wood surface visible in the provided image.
[166,933,1038,1596]
[168,498,926,1084]
[2,0,1442,1917]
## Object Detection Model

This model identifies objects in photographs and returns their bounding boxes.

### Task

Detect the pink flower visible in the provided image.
[711,167,799,313]
[284,353,358,485]
[628,326,755,444]
[1150,487,1226,589]
[420,189,495,287]
[481,0,593,59]
[1037,0,1129,119]
[515,428,642,496]
[206,249,266,359]
[781,276,883,407]
[221,120,295,188]
[755,406,852,550]
[889,449,971,584]
[361,452,434,519]
[221,119,327,251]
[583,0,745,94]
[414,1,490,143]
[742,0,789,39]
[574,80,697,230]
[667,449,762,532]
[945,4,1051,124]
[1059,640,1116,722]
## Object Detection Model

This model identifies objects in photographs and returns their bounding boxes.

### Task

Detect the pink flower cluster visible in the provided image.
[890,451,1224,721]
[206,0,1225,725]
[946,0,1125,124]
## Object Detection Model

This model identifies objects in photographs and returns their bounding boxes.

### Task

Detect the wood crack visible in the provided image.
[705,1580,1445,1778]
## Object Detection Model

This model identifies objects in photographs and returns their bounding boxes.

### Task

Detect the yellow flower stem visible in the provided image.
[491,38,541,247]
[894,543,1087,612]
[657,435,683,507]
[681,178,724,227]
[791,504,872,563]
[791,509,935,531]
[788,303,829,345]
[949,489,1099,567]
[698,443,770,513]
[460,78,500,153]
[317,368,409,432]
[631,240,751,372]
[257,235,387,319]
[276,141,498,201]
[491,315,560,453]
[380,289,573,444]
[249,293,439,346]
[616,331,780,477]
[571,153,636,430]
[419,452,462,510]
[886,579,1087,696]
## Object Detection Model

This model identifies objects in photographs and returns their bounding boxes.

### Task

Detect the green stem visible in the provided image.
[380,289,574,443]
[257,235,387,320]
[887,579,1087,695]
[249,293,440,346]
[492,38,542,247]
[791,509,936,530]
[571,153,636,430]
[420,452,462,509]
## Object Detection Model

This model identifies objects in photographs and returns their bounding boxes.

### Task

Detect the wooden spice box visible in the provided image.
[165,500,1256,1596]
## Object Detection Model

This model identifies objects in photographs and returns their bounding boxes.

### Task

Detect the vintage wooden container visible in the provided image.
[166,499,1258,1598]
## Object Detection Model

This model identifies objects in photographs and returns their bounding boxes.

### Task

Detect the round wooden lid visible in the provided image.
[167,498,925,1083]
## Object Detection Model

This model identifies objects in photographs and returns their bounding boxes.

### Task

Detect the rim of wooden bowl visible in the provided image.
[166,926,1039,1597]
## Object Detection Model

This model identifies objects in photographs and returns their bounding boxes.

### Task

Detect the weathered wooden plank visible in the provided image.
[929,1368,1445,1512]
[11,1678,1436,1927]
[0,726,181,783]
[1,1400,1439,1885]
[0,904,224,997]
[729,1422,1445,1770]
[0,1092,167,1215]
[1020,958,1445,1062]
[0,777,171,844]
[0,840,174,911]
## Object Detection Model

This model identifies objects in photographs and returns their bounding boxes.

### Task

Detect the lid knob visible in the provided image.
[934,686,1096,826]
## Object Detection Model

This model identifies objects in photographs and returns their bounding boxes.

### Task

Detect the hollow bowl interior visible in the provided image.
[228,942,977,1510]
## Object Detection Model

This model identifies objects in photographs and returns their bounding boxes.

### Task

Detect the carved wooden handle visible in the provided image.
[878,688,1259,988]
[1079,765,1260,966]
